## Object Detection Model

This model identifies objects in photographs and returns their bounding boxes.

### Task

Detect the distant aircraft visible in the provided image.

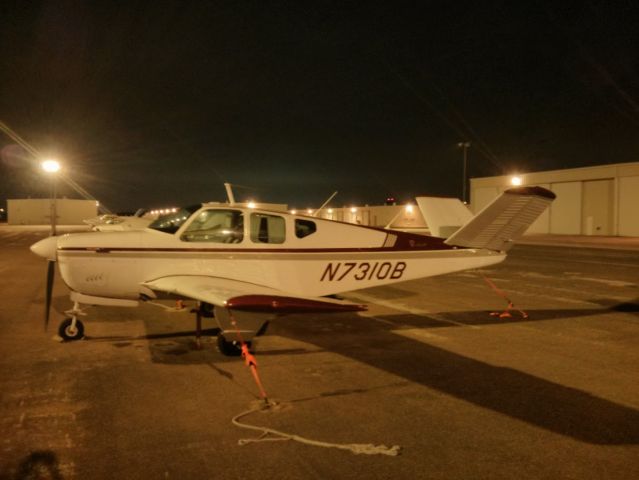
[84,209,153,231]
[31,186,555,355]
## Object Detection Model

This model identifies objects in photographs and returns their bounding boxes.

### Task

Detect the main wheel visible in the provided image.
[216,334,250,357]
[58,318,85,341]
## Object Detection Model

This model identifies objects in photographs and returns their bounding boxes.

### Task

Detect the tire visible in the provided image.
[216,334,250,356]
[58,318,85,341]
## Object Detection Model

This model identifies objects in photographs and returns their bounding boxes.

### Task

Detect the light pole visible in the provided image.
[457,142,471,203]
[41,159,61,236]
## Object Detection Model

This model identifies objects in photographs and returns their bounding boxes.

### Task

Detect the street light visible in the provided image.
[511,175,523,186]
[457,142,471,203]
[41,159,61,235]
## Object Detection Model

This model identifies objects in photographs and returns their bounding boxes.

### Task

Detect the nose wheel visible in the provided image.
[58,317,85,341]
[58,301,87,341]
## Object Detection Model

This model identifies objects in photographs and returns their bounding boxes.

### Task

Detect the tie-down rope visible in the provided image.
[226,309,401,457]
[232,401,401,456]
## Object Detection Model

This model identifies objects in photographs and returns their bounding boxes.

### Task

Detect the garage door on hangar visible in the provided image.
[582,179,614,235]
[550,180,613,235]
[550,182,581,234]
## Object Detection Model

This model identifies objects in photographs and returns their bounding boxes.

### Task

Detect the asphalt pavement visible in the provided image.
[0,226,638,479]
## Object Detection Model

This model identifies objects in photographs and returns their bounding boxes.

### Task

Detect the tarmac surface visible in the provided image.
[1,226,638,479]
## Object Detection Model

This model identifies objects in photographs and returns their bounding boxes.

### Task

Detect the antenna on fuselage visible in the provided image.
[313,191,338,217]
[224,182,236,205]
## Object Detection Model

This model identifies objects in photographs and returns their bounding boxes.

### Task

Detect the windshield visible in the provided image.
[148,204,201,234]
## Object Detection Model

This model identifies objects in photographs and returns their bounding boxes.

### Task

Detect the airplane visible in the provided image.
[84,209,154,232]
[30,186,555,355]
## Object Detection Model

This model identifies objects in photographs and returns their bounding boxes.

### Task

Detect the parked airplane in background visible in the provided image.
[84,209,154,231]
[31,186,555,355]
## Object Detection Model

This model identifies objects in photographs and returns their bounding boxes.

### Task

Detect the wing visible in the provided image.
[142,276,367,313]
[445,186,556,252]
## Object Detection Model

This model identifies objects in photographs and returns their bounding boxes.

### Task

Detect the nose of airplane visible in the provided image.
[30,236,59,261]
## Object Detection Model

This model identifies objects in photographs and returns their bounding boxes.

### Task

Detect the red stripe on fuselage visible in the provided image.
[225,295,367,313]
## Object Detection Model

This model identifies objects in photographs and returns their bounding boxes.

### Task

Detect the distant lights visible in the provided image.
[150,207,177,216]
[405,204,414,214]
[247,201,257,209]
[327,208,333,214]
[306,209,313,214]
[510,175,523,186]
[290,209,297,215]
[350,207,357,213]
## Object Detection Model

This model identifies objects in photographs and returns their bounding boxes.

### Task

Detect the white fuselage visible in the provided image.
[55,206,506,300]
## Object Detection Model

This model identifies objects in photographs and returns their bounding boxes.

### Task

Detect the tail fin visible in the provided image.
[415,196,473,238]
[445,186,556,251]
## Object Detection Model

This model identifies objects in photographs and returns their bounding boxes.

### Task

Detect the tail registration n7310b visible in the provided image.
[321,261,407,282]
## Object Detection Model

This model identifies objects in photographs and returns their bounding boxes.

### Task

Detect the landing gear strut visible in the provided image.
[59,302,86,341]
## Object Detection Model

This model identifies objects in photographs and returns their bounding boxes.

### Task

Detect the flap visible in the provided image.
[142,275,367,313]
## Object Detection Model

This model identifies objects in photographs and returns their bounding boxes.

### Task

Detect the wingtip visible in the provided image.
[504,186,556,200]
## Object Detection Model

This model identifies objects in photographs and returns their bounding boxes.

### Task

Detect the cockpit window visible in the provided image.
[181,209,244,243]
[250,213,285,244]
[295,219,316,238]
[148,205,201,234]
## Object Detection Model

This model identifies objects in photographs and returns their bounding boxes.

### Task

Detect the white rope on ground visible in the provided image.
[232,401,401,456]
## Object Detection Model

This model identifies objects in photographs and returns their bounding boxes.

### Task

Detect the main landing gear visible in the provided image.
[216,334,248,357]
[58,301,86,341]
[192,302,257,356]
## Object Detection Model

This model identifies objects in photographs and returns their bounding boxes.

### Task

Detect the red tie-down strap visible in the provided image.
[227,309,270,403]
[482,275,529,319]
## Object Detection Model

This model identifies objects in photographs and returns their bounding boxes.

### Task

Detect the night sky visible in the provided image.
[1,1,639,213]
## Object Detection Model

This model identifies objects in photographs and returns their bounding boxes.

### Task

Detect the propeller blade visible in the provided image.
[45,260,55,332]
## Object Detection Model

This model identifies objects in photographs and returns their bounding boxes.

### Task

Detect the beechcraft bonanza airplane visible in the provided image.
[31,186,555,355]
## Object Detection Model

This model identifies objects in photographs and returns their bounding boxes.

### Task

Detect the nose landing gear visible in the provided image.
[58,302,87,341]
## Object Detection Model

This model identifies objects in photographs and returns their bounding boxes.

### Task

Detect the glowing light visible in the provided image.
[350,207,357,213]
[405,204,414,213]
[95,201,100,207]
[327,208,333,214]
[247,201,257,209]
[306,209,313,214]
[41,159,60,173]
[511,176,523,186]
[290,209,297,215]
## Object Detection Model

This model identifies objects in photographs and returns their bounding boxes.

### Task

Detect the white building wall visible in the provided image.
[618,176,639,236]
[469,162,639,237]
[472,187,500,213]
[314,204,427,230]
[8,199,98,225]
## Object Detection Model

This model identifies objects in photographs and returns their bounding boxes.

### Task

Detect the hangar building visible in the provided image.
[313,204,428,233]
[470,162,639,237]
[7,199,98,225]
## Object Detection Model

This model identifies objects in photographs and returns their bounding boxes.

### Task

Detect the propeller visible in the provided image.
[45,259,55,331]
[30,236,59,331]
